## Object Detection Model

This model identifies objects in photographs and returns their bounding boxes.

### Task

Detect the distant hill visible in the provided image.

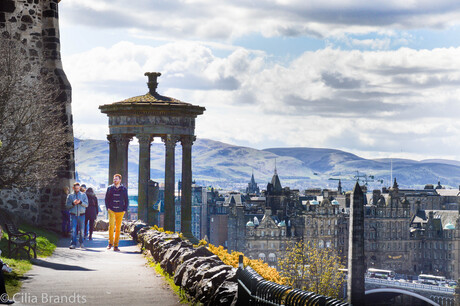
[75,138,460,191]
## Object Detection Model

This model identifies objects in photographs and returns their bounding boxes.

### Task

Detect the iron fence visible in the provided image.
[236,256,348,306]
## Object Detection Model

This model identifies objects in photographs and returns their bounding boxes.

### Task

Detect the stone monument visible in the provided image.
[99,72,205,242]
[347,181,366,304]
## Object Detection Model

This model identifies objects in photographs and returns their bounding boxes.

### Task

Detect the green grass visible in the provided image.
[145,255,196,305]
[0,223,58,296]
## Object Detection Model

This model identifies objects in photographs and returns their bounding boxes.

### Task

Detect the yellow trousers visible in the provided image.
[108,210,125,247]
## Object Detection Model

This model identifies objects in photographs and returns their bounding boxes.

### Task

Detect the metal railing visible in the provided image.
[365,278,455,294]
[236,256,348,306]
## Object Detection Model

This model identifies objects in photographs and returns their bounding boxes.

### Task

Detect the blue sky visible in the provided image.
[59,1,460,161]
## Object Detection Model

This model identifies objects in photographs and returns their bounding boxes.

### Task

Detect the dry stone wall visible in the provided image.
[125,221,238,305]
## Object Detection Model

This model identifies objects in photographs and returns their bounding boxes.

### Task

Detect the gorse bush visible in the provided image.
[205,241,286,284]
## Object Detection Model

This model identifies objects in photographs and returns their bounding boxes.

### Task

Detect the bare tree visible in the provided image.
[0,33,71,189]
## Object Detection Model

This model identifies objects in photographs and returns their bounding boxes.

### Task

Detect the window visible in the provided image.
[268,253,276,262]
[271,231,274,237]
[261,231,265,237]
[259,253,266,260]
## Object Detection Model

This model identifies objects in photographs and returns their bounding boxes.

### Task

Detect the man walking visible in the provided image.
[66,182,88,249]
[105,174,129,252]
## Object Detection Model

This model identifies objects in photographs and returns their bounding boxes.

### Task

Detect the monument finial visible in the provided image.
[145,72,161,95]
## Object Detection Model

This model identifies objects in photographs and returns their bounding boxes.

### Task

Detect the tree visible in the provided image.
[278,240,346,298]
[0,33,70,189]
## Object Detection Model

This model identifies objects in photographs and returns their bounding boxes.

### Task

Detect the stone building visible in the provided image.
[245,209,291,268]
[364,182,412,273]
[409,209,460,279]
[234,175,460,281]
[0,0,75,229]
[303,198,346,256]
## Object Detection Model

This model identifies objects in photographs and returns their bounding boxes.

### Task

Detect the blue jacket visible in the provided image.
[105,184,129,212]
[66,192,88,216]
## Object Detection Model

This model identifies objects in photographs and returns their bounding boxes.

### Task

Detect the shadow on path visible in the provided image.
[30,259,94,271]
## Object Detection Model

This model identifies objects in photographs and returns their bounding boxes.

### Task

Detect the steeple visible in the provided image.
[392,177,399,189]
[271,167,282,193]
[338,179,343,194]
[246,169,260,195]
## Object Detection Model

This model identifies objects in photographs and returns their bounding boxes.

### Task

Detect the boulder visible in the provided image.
[175,246,214,265]
[153,238,181,262]
[194,266,236,302]
[94,219,109,231]
[207,280,238,306]
[160,241,194,275]
[174,255,222,288]
[127,220,148,241]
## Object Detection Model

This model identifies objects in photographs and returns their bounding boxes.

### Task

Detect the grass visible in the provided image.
[144,251,197,305]
[0,222,58,296]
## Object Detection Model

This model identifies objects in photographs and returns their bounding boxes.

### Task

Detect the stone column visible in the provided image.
[162,135,179,231]
[347,181,365,305]
[137,134,152,223]
[113,134,132,187]
[107,134,118,185]
[181,135,197,242]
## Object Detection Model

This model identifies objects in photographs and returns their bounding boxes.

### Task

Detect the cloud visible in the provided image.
[65,41,460,159]
[61,0,460,40]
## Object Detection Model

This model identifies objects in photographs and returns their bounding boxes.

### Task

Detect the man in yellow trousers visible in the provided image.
[105,174,129,251]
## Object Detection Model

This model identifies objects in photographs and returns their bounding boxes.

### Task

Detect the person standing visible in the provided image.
[66,182,88,249]
[84,187,99,240]
[80,184,87,239]
[60,187,70,237]
[105,174,129,252]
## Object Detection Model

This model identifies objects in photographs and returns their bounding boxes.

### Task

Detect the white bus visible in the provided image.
[366,268,395,280]
[418,274,446,286]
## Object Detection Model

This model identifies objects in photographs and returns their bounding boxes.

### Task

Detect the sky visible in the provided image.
[59,0,460,161]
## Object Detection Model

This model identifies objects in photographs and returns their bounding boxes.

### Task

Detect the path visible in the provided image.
[12,232,182,306]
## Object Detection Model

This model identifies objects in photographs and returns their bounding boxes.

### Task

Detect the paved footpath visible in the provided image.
[12,232,182,306]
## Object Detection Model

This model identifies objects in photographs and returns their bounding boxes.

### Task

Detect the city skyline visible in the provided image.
[60,1,460,161]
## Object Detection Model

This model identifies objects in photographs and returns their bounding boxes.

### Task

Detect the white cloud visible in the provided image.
[61,0,460,40]
[64,41,460,160]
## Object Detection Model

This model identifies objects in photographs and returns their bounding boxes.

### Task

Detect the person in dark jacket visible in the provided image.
[0,225,15,304]
[60,187,70,237]
[84,187,100,240]
[105,174,129,251]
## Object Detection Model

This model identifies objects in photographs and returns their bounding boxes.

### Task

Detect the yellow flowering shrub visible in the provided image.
[206,242,287,285]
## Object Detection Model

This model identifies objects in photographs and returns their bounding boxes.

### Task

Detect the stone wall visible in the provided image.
[125,221,238,305]
[0,0,75,229]
[0,188,39,224]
